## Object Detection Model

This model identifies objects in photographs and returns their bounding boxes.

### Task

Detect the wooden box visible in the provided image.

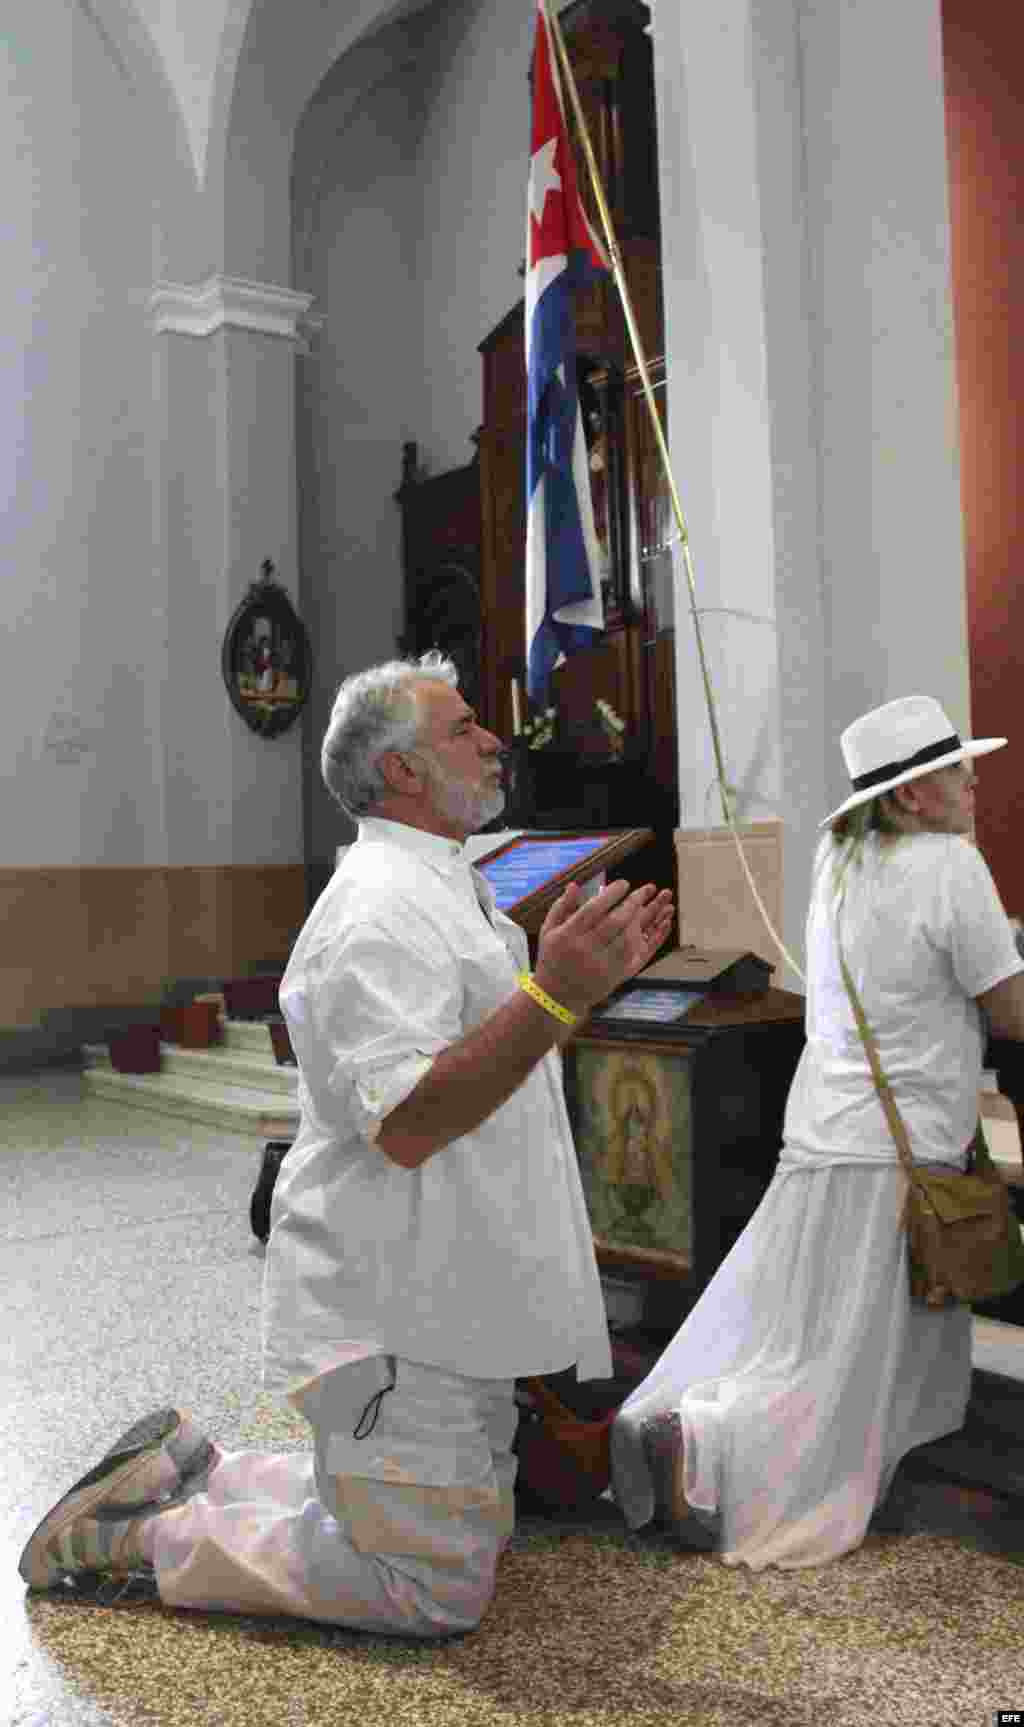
[159,1004,187,1045]
[107,1024,162,1074]
[180,1001,221,1048]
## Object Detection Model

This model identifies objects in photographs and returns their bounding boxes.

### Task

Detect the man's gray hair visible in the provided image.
[321,651,459,817]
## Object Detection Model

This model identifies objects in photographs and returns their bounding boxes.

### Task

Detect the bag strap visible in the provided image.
[834,885,917,1179]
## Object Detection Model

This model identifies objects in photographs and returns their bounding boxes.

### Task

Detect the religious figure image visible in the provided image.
[240,618,279,697]
[221,561,311,737]
[573,1046,693,1266]
[605,1064,673,1197]
[578,359,613,606]
[252,624,278,696]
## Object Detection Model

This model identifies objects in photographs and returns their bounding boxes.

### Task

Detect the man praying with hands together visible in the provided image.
[21,651,672,1637]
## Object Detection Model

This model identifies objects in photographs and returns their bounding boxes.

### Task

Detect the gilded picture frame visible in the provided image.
[566,1038,694,1278]
[222,559,311,738]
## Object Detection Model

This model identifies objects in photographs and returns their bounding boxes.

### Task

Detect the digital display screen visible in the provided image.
[476,834,615,910]
[593,987,707,1025]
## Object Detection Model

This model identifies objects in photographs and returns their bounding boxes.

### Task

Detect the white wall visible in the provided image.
[408,0,535,473]
[127,0,229,185]
[748,0,828,970]
[3,0,165,867]
[14,0,967,939]
[652,0,784,837]
[801,0,969,792]
[291,0,558,880]
[293,22,424,873]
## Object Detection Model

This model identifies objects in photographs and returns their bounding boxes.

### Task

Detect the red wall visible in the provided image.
[942,1,1024,908]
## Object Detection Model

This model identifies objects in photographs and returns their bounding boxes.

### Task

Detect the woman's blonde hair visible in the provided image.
[827,793,907,894]
[828,794,904,846]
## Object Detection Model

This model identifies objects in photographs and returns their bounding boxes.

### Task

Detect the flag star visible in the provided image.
[528,136,561,224]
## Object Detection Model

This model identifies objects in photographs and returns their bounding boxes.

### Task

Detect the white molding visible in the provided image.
[150,275,320,344]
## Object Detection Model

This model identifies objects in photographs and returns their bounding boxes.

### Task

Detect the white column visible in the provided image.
[653,0,783,835]
[652,0,967,977]
[149,276,318,869]
[652,0,800,976]
[800,0,968,761]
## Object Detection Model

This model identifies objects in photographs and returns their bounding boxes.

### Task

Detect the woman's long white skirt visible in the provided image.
[610,1160,972,1569]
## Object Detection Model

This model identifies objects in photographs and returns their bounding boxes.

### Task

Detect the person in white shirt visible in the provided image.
[20,652,673,1634]
[611,695,1024,1570]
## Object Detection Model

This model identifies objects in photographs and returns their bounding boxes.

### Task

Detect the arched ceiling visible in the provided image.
[77,0,202,275]
[218,0,436,280]
[85,0,436,281]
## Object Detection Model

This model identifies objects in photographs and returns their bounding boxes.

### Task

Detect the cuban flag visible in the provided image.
[525,1,610,704]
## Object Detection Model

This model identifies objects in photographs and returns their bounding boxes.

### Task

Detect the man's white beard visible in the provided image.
[424,755,506,833]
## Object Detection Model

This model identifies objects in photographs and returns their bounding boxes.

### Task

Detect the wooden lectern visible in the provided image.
[472,826,655,934]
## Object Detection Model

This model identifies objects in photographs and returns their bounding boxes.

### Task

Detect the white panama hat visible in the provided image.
[821,695,1006,827]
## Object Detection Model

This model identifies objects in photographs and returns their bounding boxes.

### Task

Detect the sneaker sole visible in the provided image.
[19,1408,182,1589]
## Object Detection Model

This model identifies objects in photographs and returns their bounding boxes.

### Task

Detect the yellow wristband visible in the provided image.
[517,970,579,1028]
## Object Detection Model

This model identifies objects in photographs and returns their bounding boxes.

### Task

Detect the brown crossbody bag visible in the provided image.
[835,901,1024,1308]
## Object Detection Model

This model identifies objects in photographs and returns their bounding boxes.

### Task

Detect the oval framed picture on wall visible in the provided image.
[222,559,312,738]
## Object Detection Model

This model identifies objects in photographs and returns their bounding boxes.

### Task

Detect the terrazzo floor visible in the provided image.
[4,1069,1024,1727]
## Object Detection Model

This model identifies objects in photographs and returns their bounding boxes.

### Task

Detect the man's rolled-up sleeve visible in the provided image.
[308,920,462,1145]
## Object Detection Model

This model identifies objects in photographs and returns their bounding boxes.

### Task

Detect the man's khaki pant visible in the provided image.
[152,1356,518,1636]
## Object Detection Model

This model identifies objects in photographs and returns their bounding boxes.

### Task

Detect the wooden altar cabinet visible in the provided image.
[563,986,807,1333]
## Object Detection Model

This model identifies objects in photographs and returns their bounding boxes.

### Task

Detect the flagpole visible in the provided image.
[541,1,803,983]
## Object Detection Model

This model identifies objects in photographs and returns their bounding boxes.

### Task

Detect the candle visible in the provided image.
[511,678,522,737]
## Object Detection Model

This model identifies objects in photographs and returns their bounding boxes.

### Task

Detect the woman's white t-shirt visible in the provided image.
[781,832,1022,1169]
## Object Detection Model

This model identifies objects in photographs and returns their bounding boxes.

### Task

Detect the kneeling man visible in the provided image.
[21,652,672,1635]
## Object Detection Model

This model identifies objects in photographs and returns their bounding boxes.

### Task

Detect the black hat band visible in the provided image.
[850,734,962,794]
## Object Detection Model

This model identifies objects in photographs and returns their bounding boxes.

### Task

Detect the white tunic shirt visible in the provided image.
[261,817,612,1395]
[782,832,1023,1169]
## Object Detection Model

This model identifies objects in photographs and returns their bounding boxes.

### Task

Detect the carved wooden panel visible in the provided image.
[480,305,527,427]
[395,442,484,709]
[559,0,659,243]
[477,418,528,740]
[552,625,638,752]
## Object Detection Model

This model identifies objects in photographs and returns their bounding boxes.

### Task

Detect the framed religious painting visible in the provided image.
[565,1034,695,1282]
[222,559,311,738]
[564,988,807,1295]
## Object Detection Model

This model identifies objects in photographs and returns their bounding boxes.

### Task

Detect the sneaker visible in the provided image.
[103,1408,216,1507]
[19,1407,214,1590]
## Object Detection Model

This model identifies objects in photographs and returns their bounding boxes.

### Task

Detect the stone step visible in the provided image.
[221,1018,279,1057]
[86,1041,296,1098]
[167,1044,297,1094]
[81,1063,299,1136]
